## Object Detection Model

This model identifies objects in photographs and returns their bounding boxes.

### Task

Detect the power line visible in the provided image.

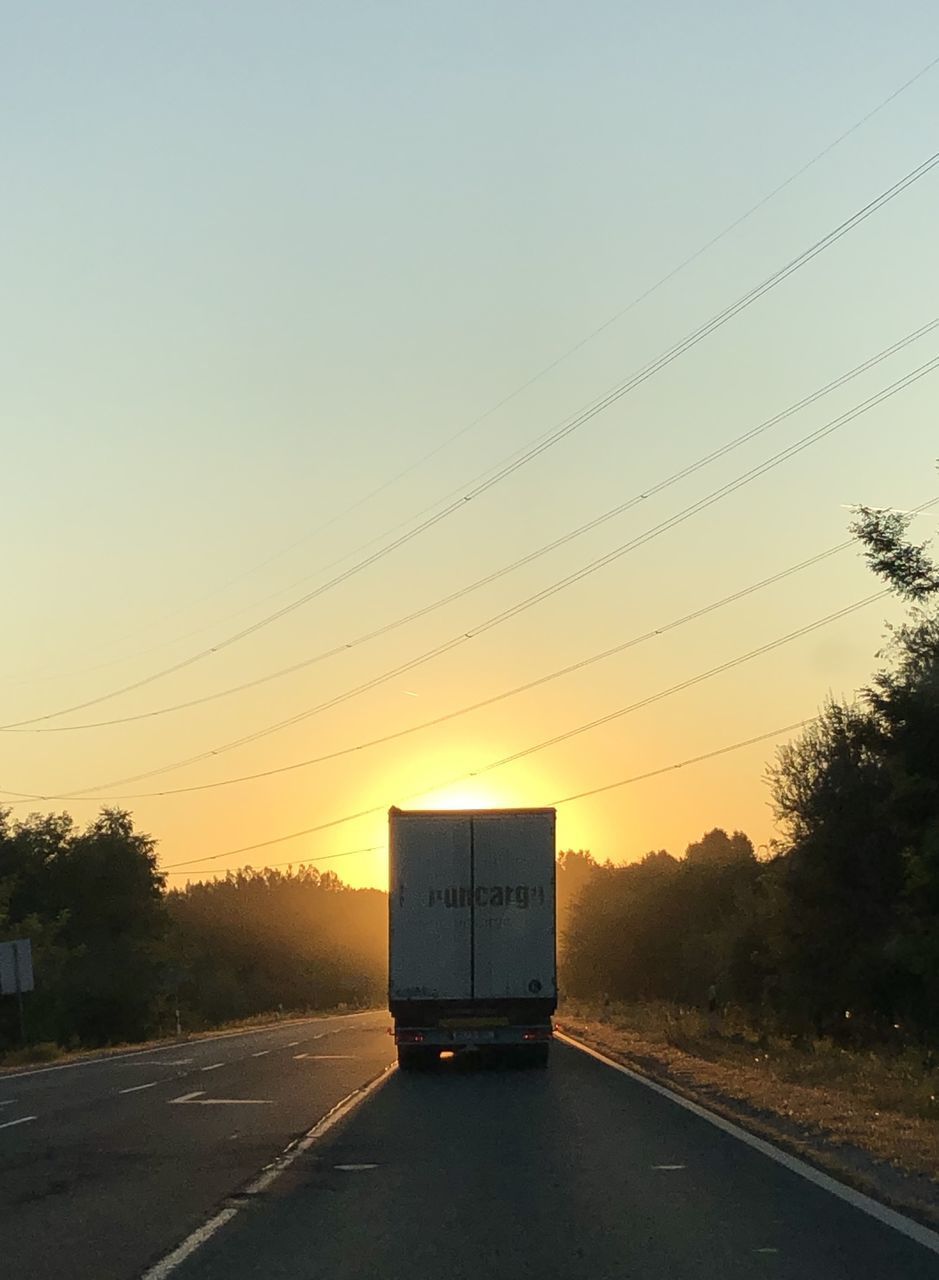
[161,724,811,880]
[551,721,814,807]
[10,146,939,732]
[34,350,937,801]
[230,56,939,573]
[18,534,863,801]
[435,594,890,782]
[8,319,935,736]
[163,845,384,879]
[156,586,887,871]
[160,718,816,879]
[25,52,937,693]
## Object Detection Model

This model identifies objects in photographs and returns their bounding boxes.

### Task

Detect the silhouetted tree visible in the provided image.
[0,808,167,1047]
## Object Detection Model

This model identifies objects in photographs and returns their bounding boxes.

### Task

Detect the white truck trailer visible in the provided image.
[388,806,556,1069]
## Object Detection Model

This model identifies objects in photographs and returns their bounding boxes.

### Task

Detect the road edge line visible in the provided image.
[138,1209,239,1280]
[557,1031,939,1257]
[139,1063,395,1279]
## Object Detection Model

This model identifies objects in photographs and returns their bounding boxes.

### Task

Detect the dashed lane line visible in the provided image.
[0,1115,37,1131]
[119,1082,159,1095]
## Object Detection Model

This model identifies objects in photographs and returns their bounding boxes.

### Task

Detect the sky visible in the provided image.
[2,2,938,890]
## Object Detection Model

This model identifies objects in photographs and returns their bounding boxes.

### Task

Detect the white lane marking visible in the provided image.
[0,1011,381,1081]
[201,1063,224,1072]
[756,1248,779,1254]
[652,1164,685,1170]
[119,1082,158,1095]
[287,1041,301,1047]
[306,1055,355,1061]
[189,1099,273,1106]
[251,1051,270,1058]
[143,1065,394,1280]
[334,1163,378,1171]
[140,1207,239,1280]
[0,1115,37,1131]
[558,1032,939,1257]
[247,1067,393,1196]
[169,1089,273,1106]
[0,1100,15,1107]
[293,1053,308,1060]
[122,1058,194,1068]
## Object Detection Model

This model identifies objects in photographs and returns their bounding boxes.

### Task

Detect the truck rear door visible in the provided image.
[471,810,556,1002]
[389,813,472,1002]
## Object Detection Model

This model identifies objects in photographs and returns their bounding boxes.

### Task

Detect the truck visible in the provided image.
[388,806,556,1070]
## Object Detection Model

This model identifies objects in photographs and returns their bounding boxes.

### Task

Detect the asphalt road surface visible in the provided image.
[3,1023,938,1280]
[167,1038,938,1280]
[0,1011,393,1280]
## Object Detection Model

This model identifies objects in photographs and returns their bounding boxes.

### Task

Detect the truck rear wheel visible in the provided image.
[502,1042,550,1069]
[530,1041,550,1068]
[513,1042,549,1068]
[397,1045,436,1071]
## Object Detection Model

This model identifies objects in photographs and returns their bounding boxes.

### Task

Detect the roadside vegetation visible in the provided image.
[0,815,385,1057]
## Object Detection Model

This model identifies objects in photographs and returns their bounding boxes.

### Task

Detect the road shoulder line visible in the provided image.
[558,1031,939,1257]
[140,1064,395,1279]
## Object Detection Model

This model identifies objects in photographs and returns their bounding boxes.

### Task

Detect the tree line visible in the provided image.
[0,812,385,1051]
[561,500,939,1044]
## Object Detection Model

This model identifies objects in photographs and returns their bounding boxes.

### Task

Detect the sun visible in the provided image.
[408,780,513,811]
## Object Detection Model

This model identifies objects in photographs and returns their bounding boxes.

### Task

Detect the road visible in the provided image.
[2,1024,937,1280]
[0,1011,393,1280]
[168,1038,937,1280]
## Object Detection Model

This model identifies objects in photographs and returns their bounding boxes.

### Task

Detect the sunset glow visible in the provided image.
[1,6,934,894]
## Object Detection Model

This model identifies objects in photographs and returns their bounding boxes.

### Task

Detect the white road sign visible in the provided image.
[0,939,34,995]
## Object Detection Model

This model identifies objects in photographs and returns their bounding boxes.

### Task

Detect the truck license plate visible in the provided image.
[453,1029,495,1041]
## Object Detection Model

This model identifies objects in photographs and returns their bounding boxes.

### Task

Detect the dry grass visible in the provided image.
[559,1000,939,1210]
[0,1041,62,1068]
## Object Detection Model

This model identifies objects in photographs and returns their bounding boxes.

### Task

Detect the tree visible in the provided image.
[684,828,754,865]
[766,699,902,1035]
[851,505,939,603]
[0,808,168,1048]
[166,865,386,1026]
[556,849,599,949]
[561,836,758,1008]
